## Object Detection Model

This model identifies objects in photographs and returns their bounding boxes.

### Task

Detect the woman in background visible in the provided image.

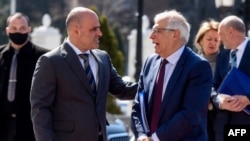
[194,19,221,141]
[194,19,221,75]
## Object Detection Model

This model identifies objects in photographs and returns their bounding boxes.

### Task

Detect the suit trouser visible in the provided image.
[0,117,16,141]
[98,134,103,141]
[215,132,223,141]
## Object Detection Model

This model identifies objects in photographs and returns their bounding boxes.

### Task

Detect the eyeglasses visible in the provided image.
[151,28,175,34]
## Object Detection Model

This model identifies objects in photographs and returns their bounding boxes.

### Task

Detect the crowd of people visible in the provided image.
[0,6,249,141]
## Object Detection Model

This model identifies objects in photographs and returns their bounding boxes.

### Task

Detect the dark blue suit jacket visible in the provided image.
[213,39,250,133]
[131,47,213,141]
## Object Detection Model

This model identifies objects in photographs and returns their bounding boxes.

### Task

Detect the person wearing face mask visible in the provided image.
[0,12,48,141]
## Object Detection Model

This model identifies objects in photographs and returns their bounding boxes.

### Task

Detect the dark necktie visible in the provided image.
[79,54,97,96]
[150,59,168,134]
[7,50,19,102]
[230,49,238,68]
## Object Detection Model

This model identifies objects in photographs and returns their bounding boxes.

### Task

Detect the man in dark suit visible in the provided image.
[131,10,213,141]
[30,7,137,141]
[212,15,250,141]
[0,13,48,141]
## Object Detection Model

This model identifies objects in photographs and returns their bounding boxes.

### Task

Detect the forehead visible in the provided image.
[153,18,167,28]
[218,24,226,34]
[8,16,29,27]
[84,13,100,26]
[205,30,219,36]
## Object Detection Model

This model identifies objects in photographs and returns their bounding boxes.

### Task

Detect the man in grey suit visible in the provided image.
[30,7,137,141]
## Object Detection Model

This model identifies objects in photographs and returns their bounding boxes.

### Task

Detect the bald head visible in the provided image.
[220,15,245,34]
[65,7,102,52]
[218,15,246,49]
[66,7,97,31]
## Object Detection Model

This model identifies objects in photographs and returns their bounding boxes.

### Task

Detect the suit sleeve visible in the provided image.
[30,55,56,141]
[131,91,146,138]
[131,57,151,138]
[105,53,138,100]
[212,50,229,109]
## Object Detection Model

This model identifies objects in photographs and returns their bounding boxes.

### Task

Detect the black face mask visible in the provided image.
[9,32,29,45]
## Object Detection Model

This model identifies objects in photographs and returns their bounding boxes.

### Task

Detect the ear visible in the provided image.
[28,26,32,33]
[75,26,82,36]
[228,27,234,37]
[199,39,204,47]
[5,27,9,36]
[172,30,180,40]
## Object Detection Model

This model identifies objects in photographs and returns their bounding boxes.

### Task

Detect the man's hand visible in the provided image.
[137,135,153,141]
[219,94,250,112]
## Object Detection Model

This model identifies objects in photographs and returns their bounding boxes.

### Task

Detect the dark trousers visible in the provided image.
[215,132,223,141]
[0,117,16,141]
[207,109,216,141]
[98,134,103,141]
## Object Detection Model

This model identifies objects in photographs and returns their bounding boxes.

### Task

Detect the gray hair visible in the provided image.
[154,10,191,44]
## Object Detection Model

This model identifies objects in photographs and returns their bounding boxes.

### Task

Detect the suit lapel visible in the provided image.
[159,47,188,117]
[61,42,94,96]
[239,40,250,76]
[89,50,103,96]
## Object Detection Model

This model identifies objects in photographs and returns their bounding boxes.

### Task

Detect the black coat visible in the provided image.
[0,41,48,141]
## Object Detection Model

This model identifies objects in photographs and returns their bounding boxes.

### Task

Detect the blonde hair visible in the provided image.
[194,19,219,53]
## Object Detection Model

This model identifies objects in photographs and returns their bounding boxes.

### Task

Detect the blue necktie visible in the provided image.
[79,54,97,96]
[230,49,238,68]
[150,59,168,134]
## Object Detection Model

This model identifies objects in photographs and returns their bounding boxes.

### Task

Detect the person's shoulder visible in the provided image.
[184,46,205,61]
[31,42,50,53]
[0,43,8,51]
[141,53,159,66]
[91,49,107,55]
[91,49,112,59]
[183,46,212,69]
[36,47,61,63]
[218,48,230,57]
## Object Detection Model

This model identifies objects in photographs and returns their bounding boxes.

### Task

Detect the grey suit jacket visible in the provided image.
[30,42,137,141]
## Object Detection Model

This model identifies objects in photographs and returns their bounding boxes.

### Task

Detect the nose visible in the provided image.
[149,32,155,39]
[211,39,218,46]
[97,28,102,37]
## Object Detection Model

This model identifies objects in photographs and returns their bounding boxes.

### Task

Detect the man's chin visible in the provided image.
[154,47,160,54]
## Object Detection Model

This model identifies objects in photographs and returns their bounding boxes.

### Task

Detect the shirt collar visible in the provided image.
[236,37,248,51]
[163,45,185,65]
[65,39,90,55]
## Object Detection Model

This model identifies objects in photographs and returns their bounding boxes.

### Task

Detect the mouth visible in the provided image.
[208,46,216,50]
[95,38,100,43]
[152,42,159,46]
